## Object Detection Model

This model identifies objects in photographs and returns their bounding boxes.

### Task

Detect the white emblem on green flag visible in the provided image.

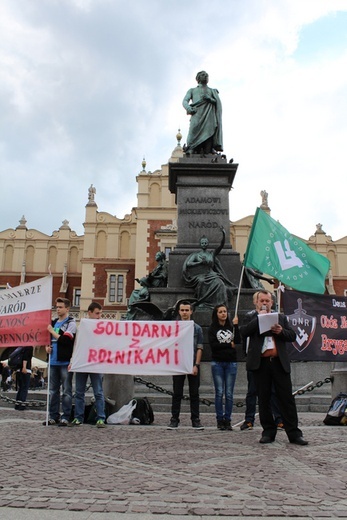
[244,208,330,294]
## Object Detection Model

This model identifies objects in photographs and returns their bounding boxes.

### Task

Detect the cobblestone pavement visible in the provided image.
[0,406,346,519]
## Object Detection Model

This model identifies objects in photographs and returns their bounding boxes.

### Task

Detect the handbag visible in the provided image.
[106,399,137,425]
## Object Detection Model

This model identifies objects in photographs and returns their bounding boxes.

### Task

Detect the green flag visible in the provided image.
[244,208,330,294]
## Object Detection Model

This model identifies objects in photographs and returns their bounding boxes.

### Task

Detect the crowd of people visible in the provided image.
[166,293,307,446]
[1,360,45,393]
[3,291,307,445]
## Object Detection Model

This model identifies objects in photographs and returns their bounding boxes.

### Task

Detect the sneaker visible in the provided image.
[42,418,59,426]
[217,420,225,430]
[224,420,233,431]
[192,420,204,430]
[277,422,285,430]
[96,419,106,428]
[68,418,82,427]
[58,419,69,427]
[240,421,253,431]
[167,418,179,430]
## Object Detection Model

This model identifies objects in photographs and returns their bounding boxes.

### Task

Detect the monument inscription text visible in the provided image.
[180,196,228,229]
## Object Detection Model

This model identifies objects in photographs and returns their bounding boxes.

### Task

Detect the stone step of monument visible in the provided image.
[133,389,332,414]
[0,389,331,414]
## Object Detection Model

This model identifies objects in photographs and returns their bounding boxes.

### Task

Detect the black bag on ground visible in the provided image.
[323,392,347,425]
[84,403,98,424]
[131,397,154,425]
[8,347,24,370]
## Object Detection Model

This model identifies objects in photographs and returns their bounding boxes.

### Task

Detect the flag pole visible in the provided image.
[276,283,283,312]
[45,352,51,426]
[234,265,245,318]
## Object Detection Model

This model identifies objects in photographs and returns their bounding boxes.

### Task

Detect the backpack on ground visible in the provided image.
[8,347,24,370]
[323,392,347,426]
[131,397,154,425]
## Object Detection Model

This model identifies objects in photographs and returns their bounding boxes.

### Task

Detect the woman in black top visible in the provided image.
[208,304,239,430]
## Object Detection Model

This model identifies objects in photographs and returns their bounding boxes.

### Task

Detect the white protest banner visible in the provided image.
[71,319,194,375]
[0,276,52,347]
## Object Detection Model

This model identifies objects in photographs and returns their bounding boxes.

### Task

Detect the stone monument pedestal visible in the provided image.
[148,155,254,360]
[168,156,241,289]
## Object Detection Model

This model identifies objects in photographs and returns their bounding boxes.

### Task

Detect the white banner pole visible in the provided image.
[44,353,51,426]
[234,265,245,318]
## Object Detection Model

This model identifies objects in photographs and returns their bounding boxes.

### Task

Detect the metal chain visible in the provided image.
[0,392,46,407]
[134,376,333,408]
[0,376,333,410]
[235,377,332,407]
[295,377,332,395]
[134,377,213,406]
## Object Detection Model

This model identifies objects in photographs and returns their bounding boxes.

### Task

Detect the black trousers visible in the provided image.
[16,372,31,403]
[245,370,282,424]
[253,357,302,441]
[171,372,200,421]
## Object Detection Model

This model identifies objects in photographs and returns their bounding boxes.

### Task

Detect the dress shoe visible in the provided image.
[290,437,308,446]
[259,436,274,444]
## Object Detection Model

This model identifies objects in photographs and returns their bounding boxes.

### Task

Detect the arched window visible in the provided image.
[96,230,107,258]
[149,182,160,206]
[69,246,79,272]
[120,231,130,258]
[4,245,14,271]
[26,245,35,272]
[327,250,337,276]
[47,246,57,272]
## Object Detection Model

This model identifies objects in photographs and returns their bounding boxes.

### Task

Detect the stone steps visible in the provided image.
[133,385,332,414]
[1,360,333,415]
[0,388,331,414]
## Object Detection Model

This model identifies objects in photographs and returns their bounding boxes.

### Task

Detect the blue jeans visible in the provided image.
[211,361,237,421]
[75,372,105,422]
[49,365,73,422]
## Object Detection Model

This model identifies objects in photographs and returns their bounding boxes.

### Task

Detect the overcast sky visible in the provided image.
[1,0,347,242]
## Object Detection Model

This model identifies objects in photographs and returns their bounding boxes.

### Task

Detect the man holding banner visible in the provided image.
[69,302,106,428]
[43,298,77,426]
[167,301,204,430]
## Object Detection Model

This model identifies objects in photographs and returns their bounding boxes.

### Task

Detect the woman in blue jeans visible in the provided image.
[208,304,240,430]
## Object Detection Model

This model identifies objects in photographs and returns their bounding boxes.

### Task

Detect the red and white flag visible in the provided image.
[0,276,52,347]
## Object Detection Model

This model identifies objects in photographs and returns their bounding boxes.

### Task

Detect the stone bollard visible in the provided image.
[103,374,134,415]
[330,362,347,397]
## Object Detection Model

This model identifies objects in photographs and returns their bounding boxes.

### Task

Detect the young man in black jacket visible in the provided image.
[167,302,204,430]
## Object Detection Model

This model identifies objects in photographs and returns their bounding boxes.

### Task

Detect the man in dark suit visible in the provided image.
[240,290,308,446]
